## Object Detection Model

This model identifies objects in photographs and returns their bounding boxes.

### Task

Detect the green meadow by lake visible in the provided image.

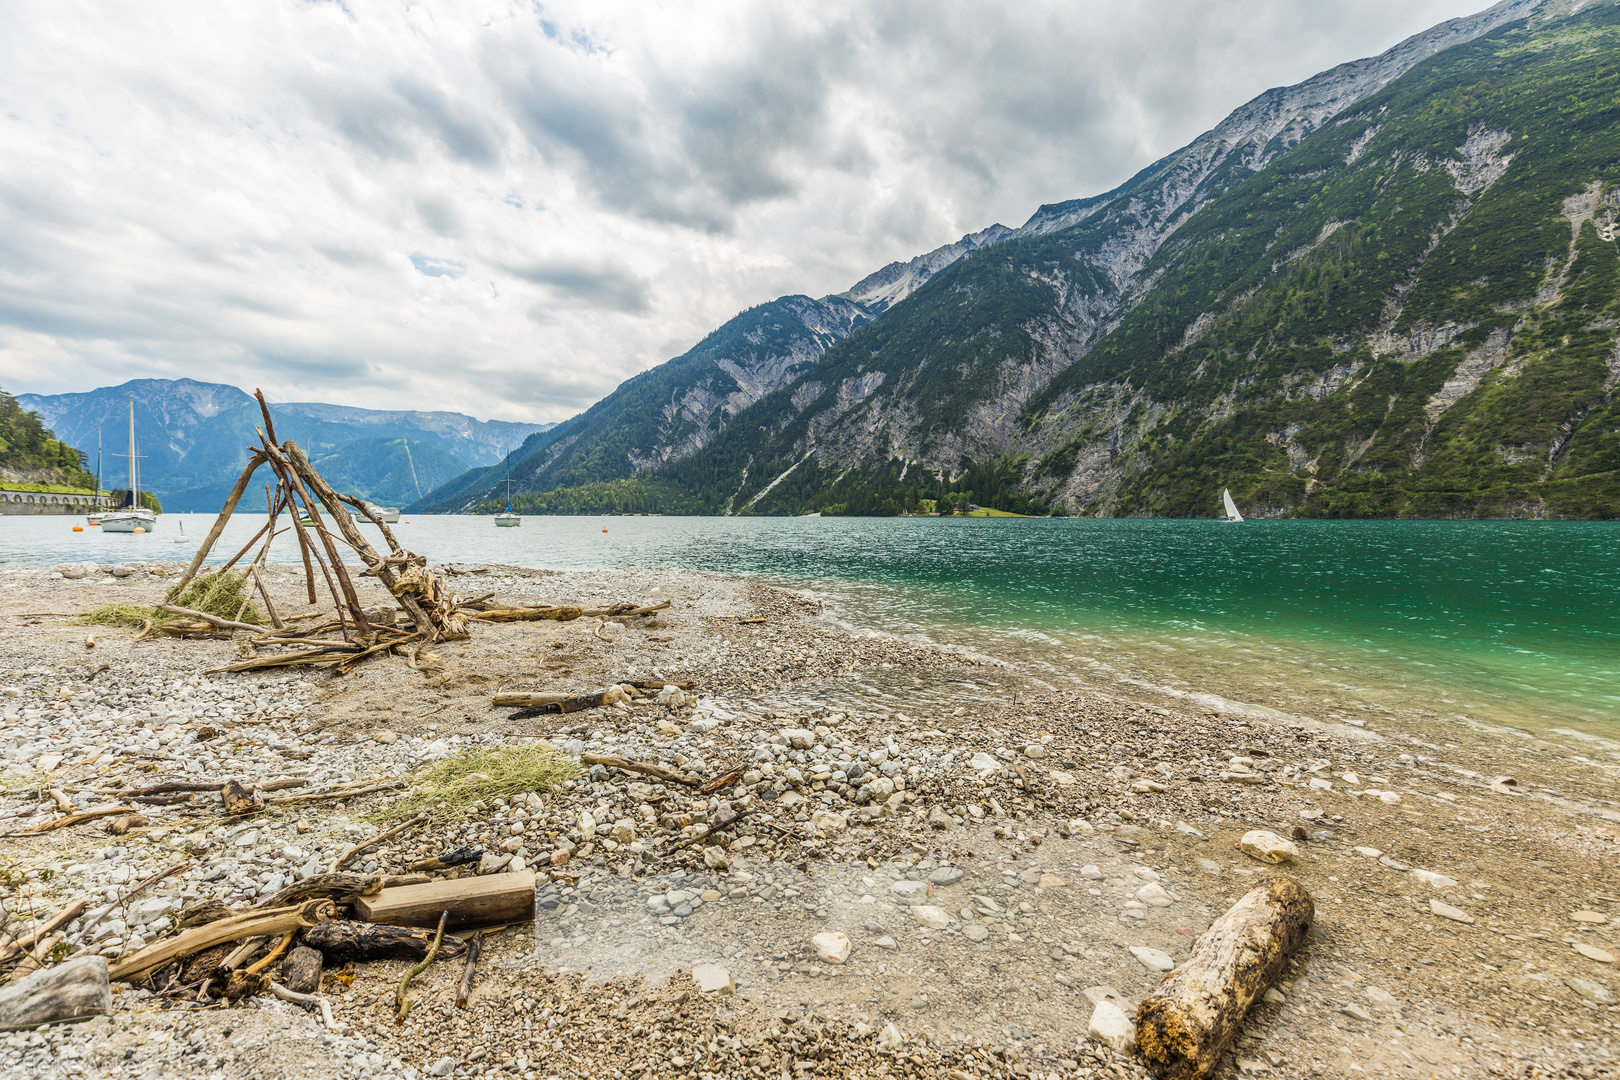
[7,514,1618,744]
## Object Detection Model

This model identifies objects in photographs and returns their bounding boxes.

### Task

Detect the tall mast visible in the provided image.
[128,395,136,507]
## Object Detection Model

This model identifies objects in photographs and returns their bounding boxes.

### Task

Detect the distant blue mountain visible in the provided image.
[18,379,552,511]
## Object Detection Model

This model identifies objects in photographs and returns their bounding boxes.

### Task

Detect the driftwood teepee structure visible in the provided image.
[165,390,468,675]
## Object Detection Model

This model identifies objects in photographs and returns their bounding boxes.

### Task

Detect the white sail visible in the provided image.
[1222,488,1244,522]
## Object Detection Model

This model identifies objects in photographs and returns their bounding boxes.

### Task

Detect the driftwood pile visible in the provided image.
[0,850,538,1032]
[157,389,673,677]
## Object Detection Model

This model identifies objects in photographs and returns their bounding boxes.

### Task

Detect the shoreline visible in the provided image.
[0,559,1614,1079]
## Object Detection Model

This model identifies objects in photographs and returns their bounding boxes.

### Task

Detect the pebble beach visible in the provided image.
[0,559,1615,1079]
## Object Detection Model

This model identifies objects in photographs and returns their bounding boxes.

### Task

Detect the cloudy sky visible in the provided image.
[1,0,1494,423]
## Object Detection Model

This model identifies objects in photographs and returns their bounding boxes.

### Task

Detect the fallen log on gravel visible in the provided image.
[471,605,583,623]
[301,921,467,964]
[109,900,336,982]
[0,956,111,1032]
[1134,876,1314,1080]
[494,687,626,710]
[352,871,537,931]
[580,753,700,787]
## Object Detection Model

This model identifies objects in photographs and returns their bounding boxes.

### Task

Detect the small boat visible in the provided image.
[101,395,158,534]
[1221,488,1244,523]
[364,505,401,523]
[495,445,520,527]
[173,520,190,544]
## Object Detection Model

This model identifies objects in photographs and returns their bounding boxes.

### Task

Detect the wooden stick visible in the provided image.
[267,781,404,805]
[10,806,136,836]
[154,605,269,635]
[256,431,348,633]
[396,911,448,1023]
[268,981,337,1031]
[0,899,89,965]
[264,440,370,636]
[407,847,482,873]
[284,442,442,640]
[254,872,383,910]
[243,931,297,977]
[455,931,482,1009]
[580,753,700,787]
[329,815,426,873]
[171,451,269,595]
[493,687,626,710]
[1135,877,1314,1080]
[666,807,755,854]
[251,564,284,631]
[108,900,335,982]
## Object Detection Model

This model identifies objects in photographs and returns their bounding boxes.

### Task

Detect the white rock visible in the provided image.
[1133,868,1160,881]
[610,819,637,844]
[1429,899,1475,924]
[1136,883,1173,907]
[1238,830,1297,864]
[911,905,952,930]
[1079,864,1103,880]
[1022,743,1045,759]
[876,1022,904,1050]
[1086,1000,1136,1054]
[811,932,851,964]
[1564,976,1616,1004]
[1129,946,1175,972]
[703,846,731,870]
[692,963,733,995]
[1067,818,1095,836]
[1352,846,1383,859]
[578,810,597,839]
[970,752,1000,772]
[809,809,847,837]
[890,880,929,900]
[781,728,816,750]
[962,924,990,942]
[1410,869,1457,889]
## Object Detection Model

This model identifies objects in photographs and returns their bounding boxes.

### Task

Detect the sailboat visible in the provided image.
[100,395,158,534]
[494,447,520,527]
[364,504,401,523]
[1221,488,1244,523]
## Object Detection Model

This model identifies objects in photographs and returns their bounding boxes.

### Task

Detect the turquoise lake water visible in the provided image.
[5,514,1617,740]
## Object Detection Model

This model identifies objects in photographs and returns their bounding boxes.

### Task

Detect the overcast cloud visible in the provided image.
[0,0,1492,422]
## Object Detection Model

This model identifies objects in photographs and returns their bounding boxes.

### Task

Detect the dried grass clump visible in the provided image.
[75,569,263,631]
[374,744,582,824]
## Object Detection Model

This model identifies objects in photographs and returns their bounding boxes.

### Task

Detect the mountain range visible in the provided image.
[420,0,1620,520]
[19,380,552,511]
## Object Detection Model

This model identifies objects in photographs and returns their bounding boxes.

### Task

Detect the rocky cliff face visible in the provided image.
[656,0,1556,515]
[840,225,1015,313]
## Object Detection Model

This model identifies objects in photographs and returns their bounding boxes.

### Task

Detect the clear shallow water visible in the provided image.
[6,513,1618,739]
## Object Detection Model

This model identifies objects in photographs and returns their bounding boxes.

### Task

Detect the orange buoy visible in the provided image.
[602,528,608,533]
[72,525,84,532]
[133,527,145,533]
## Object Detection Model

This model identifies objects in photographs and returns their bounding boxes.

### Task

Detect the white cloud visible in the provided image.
[0,0,1495,422]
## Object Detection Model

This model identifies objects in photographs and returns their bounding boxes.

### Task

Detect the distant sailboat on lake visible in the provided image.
[495,445,520,527]
[1222,488,1244,523]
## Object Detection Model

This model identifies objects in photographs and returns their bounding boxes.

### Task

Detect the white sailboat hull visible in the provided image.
[495,513,521,527]
[364,506,401,523]
[100,509,157,533]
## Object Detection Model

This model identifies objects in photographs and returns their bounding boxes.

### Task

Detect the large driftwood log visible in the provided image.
[1135,876,1314,1080]
[109,900,335,982]
[494,687,625,713]
[301,921,467,964]
[0,956,111,1031]
[351,871,537,931]
[280,946,323,995]
[155,605,270,635]
[472,606,583,623]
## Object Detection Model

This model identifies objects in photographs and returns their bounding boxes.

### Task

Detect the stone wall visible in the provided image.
[0,488,100,516]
